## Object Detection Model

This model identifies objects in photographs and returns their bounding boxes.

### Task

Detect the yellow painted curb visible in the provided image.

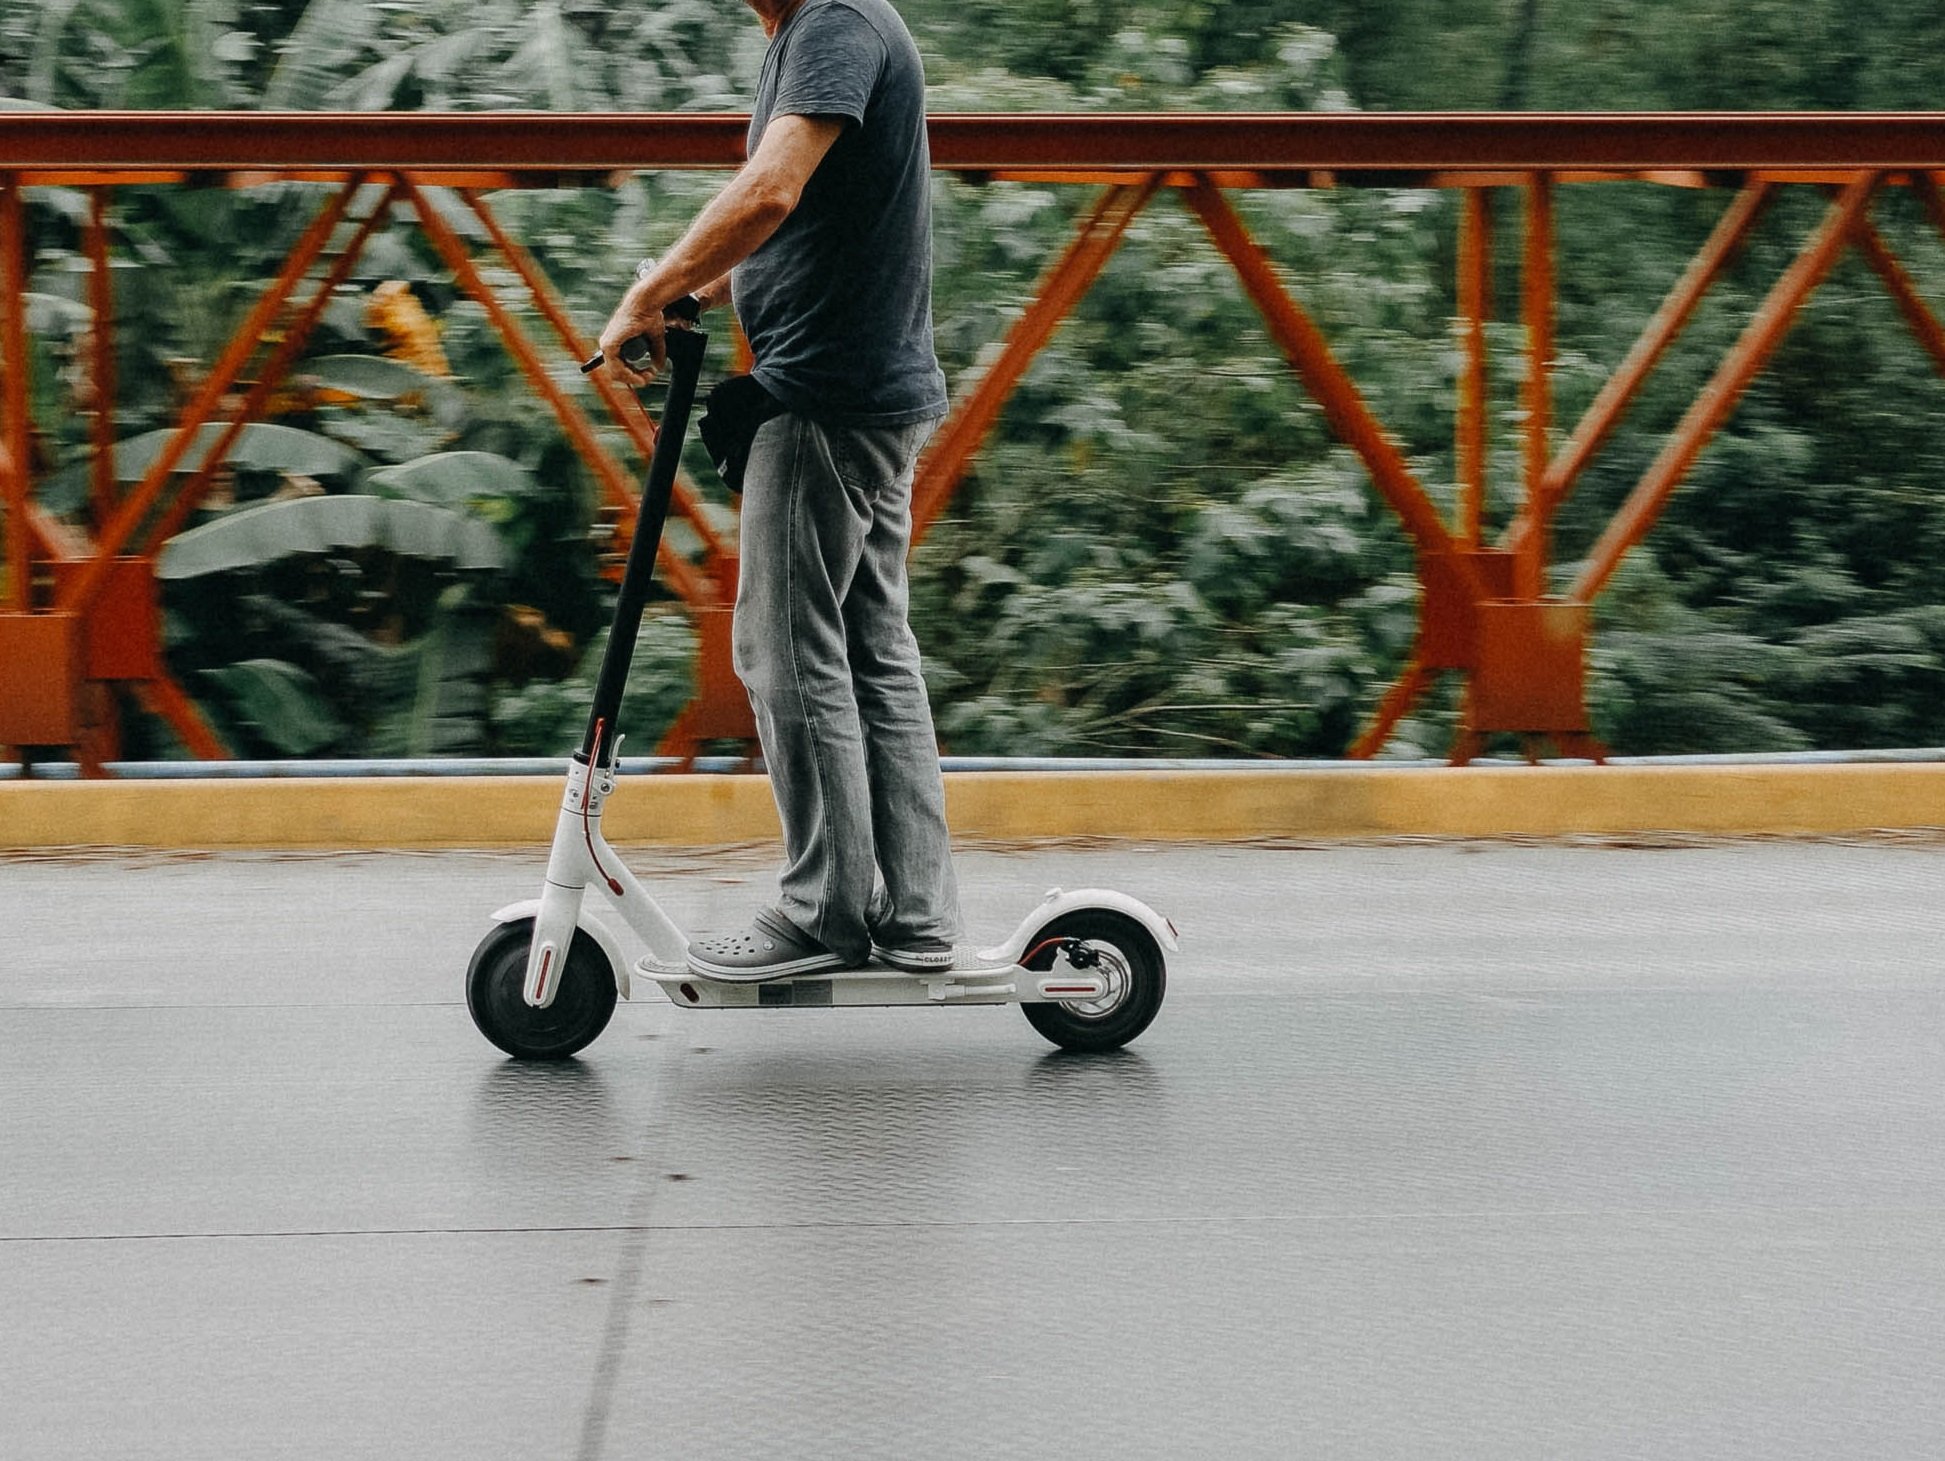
[3,763,1945,850]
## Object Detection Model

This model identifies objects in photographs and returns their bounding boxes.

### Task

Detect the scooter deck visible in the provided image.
[637,956,1108,1010]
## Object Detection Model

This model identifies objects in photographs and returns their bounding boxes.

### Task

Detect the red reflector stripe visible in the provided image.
[531,946,553,997]
[1043,985,1098,995]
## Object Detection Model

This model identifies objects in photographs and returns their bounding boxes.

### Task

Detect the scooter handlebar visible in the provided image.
[578,294,703,375]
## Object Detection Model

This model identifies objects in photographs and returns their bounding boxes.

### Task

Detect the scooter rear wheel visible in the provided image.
[467,917,617,1060]
[1020,909,1165,1053]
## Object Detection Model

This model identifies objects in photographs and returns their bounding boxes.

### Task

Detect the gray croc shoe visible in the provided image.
[687,908,851,983]
[869,937,957,973]
[864,886,957,972]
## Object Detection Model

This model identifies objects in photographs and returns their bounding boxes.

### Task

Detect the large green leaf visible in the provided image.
[114,422,361,481]
[199,659,344,756]
[336,28,487,110]
[317,408,449,465]
[497,0,608,111]
[365,450,537,510]
[300,353,441,400]
[158,494,507,579]
[24,0,87,105]
[22,292,91,335]
[368,586,495,757]
[25,187,92,223]
[261,0,379,109]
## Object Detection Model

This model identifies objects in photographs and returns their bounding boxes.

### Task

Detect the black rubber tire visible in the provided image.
[466,917,617,1061]
[1019,909,1166,1053]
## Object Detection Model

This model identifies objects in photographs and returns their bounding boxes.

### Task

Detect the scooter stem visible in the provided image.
[578,325,709,766]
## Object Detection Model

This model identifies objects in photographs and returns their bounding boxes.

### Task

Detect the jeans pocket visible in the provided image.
[826,422,917,494]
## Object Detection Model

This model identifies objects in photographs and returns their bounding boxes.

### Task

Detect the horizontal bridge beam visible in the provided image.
[9,113,1945,175]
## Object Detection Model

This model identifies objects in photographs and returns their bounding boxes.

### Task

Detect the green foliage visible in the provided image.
[199,657,345,756]
[299,353,444,401]
[112,421,361,481]
[165,570,500,759]
[13,0,1945,760]
[490,613,696,756]
[365,450,538,543]
[156,495,506,579]
[368,584,498,757]
[11,0,250,109]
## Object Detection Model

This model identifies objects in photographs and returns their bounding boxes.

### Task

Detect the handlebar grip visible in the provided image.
[615,334,657,372]
[578,295,704,375]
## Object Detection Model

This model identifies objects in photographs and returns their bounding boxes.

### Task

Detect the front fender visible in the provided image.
[977,887,1180,967]
[489,899,632,1001]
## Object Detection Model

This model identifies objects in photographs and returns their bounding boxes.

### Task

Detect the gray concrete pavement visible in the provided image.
[4,839,1945,1458]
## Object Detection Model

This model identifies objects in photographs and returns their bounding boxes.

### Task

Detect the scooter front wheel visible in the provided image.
[466,917,617,1060]
[1020,909,1165,1053]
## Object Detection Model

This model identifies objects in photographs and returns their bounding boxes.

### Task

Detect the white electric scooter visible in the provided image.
[466,309,1176,1061]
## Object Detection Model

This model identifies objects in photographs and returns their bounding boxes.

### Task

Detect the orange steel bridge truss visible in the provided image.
[6,113,1945,770]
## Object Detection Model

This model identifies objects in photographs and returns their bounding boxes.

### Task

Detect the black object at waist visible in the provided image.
[698,373,789,495]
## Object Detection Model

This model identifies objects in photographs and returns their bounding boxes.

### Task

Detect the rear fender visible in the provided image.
[977,887,1179,967]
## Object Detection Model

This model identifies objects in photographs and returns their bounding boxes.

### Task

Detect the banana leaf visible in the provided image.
[299,353,442,400]
[365,450,537,509]
[114,421,361,481]
[25,291,92,333]
[261,0,379,109]
[25,188,91,222]
[158,494,506,579]
[318,408,449,465]
[368,586,495,757]
[199,658,345,756]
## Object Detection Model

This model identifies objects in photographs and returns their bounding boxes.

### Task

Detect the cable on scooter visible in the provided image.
[1021,935,1098,969]
[584,716,625,896]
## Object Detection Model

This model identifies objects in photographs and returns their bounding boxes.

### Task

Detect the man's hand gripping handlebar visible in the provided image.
[580,294,703,378]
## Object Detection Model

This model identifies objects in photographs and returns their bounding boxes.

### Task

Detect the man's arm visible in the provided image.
[597,113,845,387]
[693,273,733,314]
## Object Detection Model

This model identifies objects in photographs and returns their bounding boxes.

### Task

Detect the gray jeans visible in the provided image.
[734,410,959,963]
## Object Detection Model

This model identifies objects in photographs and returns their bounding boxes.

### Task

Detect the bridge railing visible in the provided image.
[6,112,1945,769]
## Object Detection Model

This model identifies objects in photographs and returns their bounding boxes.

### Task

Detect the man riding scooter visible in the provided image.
[597,0,959,981]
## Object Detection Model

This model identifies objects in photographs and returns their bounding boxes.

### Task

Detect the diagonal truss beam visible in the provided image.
[1347,656,1437,759]
[60,176,364,617]
[132,671,228,760]
[139,182,401,552]
[910,177,1158,540]
[399,176,713,609]
[1,175,28,610]
[1505,180,1772,561]
[1179,175,1481,598]
[1852,213,1945,376]
[1517,173,1554,598]
[1456,188,1491,544]
[458,189,731,572]
[1572,172,1880,601]
[85,189,117,528]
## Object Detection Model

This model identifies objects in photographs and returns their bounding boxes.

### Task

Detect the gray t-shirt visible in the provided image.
[731,0,948,426]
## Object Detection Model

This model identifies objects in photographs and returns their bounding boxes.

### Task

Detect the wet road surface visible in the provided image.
[5,838,1945,1458]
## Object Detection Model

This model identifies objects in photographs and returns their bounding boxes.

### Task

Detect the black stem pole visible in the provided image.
[578,325,708,766]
